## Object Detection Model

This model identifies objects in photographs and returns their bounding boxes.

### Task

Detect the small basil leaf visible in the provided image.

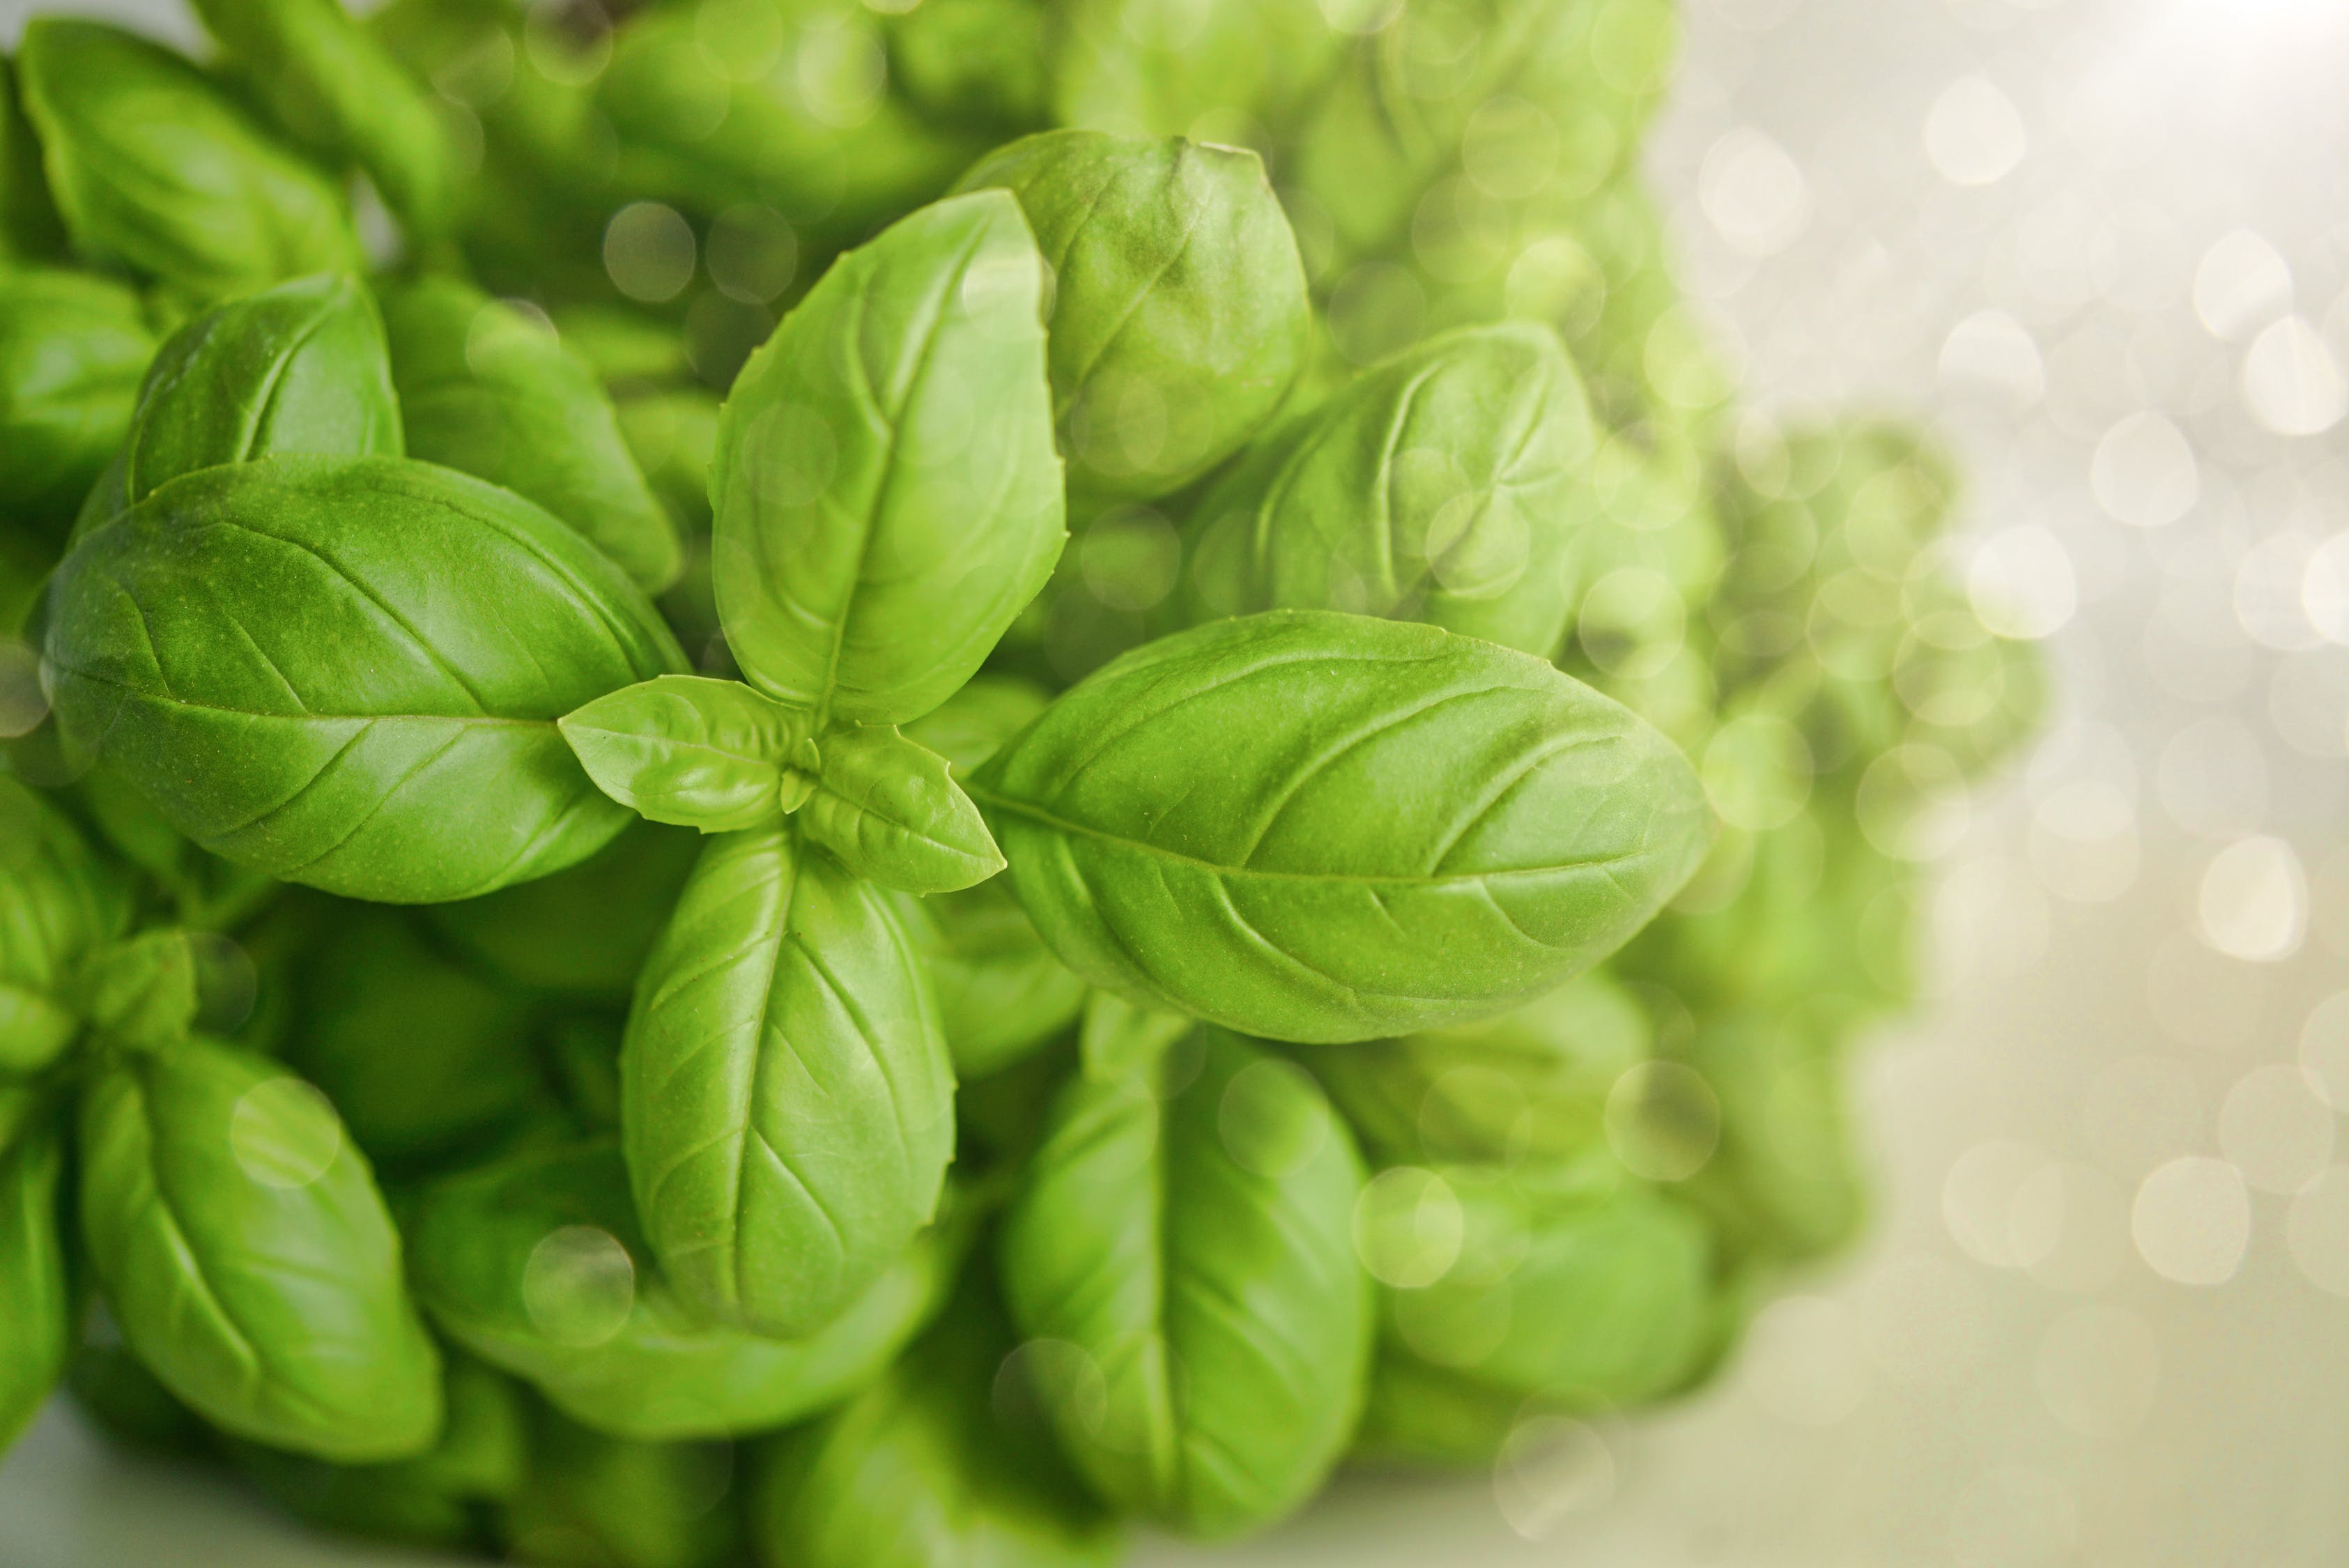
[969,610,1716,1043]
[895,879,1086,1079]
[710,189,1064,727]
[502,1404,741,1568]
[1373,1162,1714,1407]
[284,909,544,1167]
[77,1036,445,1461]
[624,825,955,1338]
[0,774,134,1072]
[1001,1027,1370,1538]
[1183,323,1601,659]
[0,1124,68,1456]
[748,1273,1122,1568]
[0,54,68,260]
[410,1142,964,1442]
[187,0,459,239]
[43,454,688,903]
[0,266,155,525]
[97,272,403,530]
[799,727,1003,896]
[15,20,365,300]
[559,675,807,835]
[1293,968,1651,1167]
[898,672,1049,776]
[955,130,1309,504]
[383,277,684,592]
[424,820,700,1001]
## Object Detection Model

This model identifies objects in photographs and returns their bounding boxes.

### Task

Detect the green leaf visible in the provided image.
[410,1142,964,1442]
[748,1273,1122,1568]
[710,189,1064,727]
[187,0,459,238]
[43,454,688,903]
[1047,0,1348,146]
[898,672,1049,776]
[954,130,1309,503]
[423,820,701,1001]
[502,1404,741,1568]
[884,0,1052,137]
[78,272,403,535]
[1183,323,1601,659]
[0,1124,68,1456]
[76,1036,444,1461]
[68,928,254,1052]
[895,879,1086,1079]
[15,20,365,300]
[624,825,954,1339]
[799,726,1003,895]
[1001,1026,1370,1538]
[0,54,68,261]
[383,277,684,592]
[0,266,155,525]
[0,774,133,1073]
[969,610,1716,1043]
[560,675,809,835]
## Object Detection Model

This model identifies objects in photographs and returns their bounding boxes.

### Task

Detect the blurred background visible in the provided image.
[6,0,2348,1564]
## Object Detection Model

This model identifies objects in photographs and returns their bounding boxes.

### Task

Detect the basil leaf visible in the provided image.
[43,454,688,903]
[424,820,700,1001]
[562,675,810,835]
[954,130,1308,505]
[15,20,365,300]
[1351,1345,1523,1466]
[88,272,403,531]
[710,189,1064,727]
[898,672,1048,776]
[0,1123,68,1456]
[1372,1162,1713,1407]
[1183,323,1601,659]
[1293,967,1650,1167]
[624,825,954,1339]
[1677,1010,1866,1262]
[970,610,1716,1043]
[0,265,155,525]
[410,1142,962,1442]
[748,1274,1122,1568]
[187,0,459,239]
[799,726,1003,896]
[69,928,254,1052]
[897,879,1086,1079]
[0,54,68,261]
[1,774,133,1072]
[1048,0,1346,144]
[284,909,544,1167]
[383,277,685,593]
[77,1036,444,1461]
[1000,1025,1370,1538]
[502,1404,741,1568]
[884,0,1052,137]
[615,387,721,535]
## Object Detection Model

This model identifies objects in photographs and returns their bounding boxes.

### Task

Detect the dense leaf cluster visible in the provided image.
[0,2,2041,1564]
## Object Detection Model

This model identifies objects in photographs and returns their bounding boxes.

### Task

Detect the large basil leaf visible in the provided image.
[1183,324,1601,659]
[896,879,1086,1079]
[286,909,544,1167]
[383,277,684,592]
[624,826,953,1337]
[748,1275,1122,1568]
[970,610,1714,1043]
[81,271,402,532]
[710,190,1063,727]
[187,0,458,238]
[1370,1160,1713,1409]
[15,20,364,300]
[410,1142,961,1441]
[77,1035,444,1461]
[954,130,1308,504]
[0,1123,68,1454]
[0,774,133,1071]
[1000,1024,1370,1538]
[43,454,688,903]
[797,725,1002,896]
[1293,967,1650,1167]
[0,265,155,525]
[501,1404,741,1568]
[424,820,701,1001]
